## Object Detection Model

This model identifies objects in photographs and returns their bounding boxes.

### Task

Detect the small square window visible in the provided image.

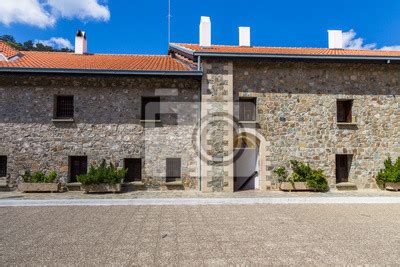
[166,158,181,182]
[239,98,257,122]
[0,156,7,177]
[55,96,74,119]
[141,97,160,121]
[337,100,353,123]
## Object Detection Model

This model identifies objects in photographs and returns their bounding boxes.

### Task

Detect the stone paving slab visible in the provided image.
[1,204,400,265]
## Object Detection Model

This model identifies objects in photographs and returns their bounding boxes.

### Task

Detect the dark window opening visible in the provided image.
[69,156,87,183]
[239,98,257,122]
[141,97,160,121]
[336,154,353,183]
[337,100,353,123]
[0,156,7,177]
[124,158,142,182]
[166,158,181,182]
[55,96,74,119]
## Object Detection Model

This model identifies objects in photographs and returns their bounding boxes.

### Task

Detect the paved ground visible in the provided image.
[1,204,400,265]
[0,188,398,200]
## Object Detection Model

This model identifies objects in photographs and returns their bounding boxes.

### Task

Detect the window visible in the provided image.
[69,156,87,183]
[55,96,74,119]
[337,100,353,123]
[239,98,257,122]
[0,156,7,177]
[166,158,181,182]
[336,154,353,183]
[124,158,142,182]
[141,97,160,121]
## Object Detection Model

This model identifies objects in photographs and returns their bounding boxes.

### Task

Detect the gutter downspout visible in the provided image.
[198,55,202,191]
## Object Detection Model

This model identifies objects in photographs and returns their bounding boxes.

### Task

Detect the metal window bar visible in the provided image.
[56,96,74,118]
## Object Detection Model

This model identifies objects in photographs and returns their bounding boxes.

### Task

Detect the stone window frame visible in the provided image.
[53,95,74,122]
[166,158,182,182]
[238,97,258,122]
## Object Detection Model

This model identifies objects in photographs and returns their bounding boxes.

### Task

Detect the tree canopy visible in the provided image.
[0,35,72,52]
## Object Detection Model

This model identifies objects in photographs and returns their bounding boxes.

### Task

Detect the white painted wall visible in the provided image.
[328,30,343,49]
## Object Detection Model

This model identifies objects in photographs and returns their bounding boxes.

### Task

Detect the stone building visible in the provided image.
[1,21,399,192]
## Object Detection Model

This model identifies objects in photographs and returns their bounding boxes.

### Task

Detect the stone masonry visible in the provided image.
[0,73,201,189]
[232,60,400,189]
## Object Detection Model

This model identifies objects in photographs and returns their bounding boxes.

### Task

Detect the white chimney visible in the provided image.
[199,16,211,47]
[328,30,343,49]
[239,27,251,47]
[75,30,87,54]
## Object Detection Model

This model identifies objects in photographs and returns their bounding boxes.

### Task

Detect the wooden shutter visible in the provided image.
[239,98,256,121]
[0,156,7,177]
[337,100,352,123]
[166,158,181,181]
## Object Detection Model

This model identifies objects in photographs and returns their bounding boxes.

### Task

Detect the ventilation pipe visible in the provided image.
[328,30,343,49]
[75,30,87,54]
[239,27,251,47]
[199,16,211,48]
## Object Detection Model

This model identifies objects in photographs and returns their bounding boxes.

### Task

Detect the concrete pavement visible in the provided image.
[1,204,400,265]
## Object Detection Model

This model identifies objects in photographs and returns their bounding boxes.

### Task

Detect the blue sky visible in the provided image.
[1,0,399,54]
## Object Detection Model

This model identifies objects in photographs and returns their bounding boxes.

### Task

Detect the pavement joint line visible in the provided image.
[1,197,400,206]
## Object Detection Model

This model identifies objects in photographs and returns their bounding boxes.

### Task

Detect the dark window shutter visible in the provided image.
[0,156,7,177]
[337,100,353,123]
[166,158,181,181]
[239,98,256,121]
[124,158,142,182]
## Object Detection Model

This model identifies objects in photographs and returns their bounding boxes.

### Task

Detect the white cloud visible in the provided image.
[0,0,55,28]
[380,46,400,51]
[0,0,109,28]
[343,29,400,51]
[35,37,73,49]
[46,0,110,21]
[343,29,377,50]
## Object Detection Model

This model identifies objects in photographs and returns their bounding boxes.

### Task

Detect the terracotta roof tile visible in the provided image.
[172,43,400,58]
[0,41,20,59]
[0,41,192,72]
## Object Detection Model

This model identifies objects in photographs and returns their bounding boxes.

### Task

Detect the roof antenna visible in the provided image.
[168,0,172,44]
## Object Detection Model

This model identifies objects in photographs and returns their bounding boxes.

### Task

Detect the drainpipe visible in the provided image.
[198,55,202,191]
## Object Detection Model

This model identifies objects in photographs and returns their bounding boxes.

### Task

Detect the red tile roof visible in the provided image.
[0,41,20,59]
[0,41,192,72]
[171,43,400,58]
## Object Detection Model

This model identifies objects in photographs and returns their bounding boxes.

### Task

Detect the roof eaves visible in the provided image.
[0,67,204,76]
[192,51,400,62]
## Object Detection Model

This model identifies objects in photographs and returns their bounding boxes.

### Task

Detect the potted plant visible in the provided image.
[18,171,60,193]
[77,160,127,193]
[275,160,329,192]
[376,157,400,191]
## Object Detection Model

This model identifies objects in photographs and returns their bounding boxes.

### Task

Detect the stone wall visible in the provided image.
[0,73,201,189]
[233,60,400,189]
[200,60,234,192]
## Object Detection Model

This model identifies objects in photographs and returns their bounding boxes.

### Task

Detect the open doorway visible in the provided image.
[234,134,260,191]
[336,154,353,183]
